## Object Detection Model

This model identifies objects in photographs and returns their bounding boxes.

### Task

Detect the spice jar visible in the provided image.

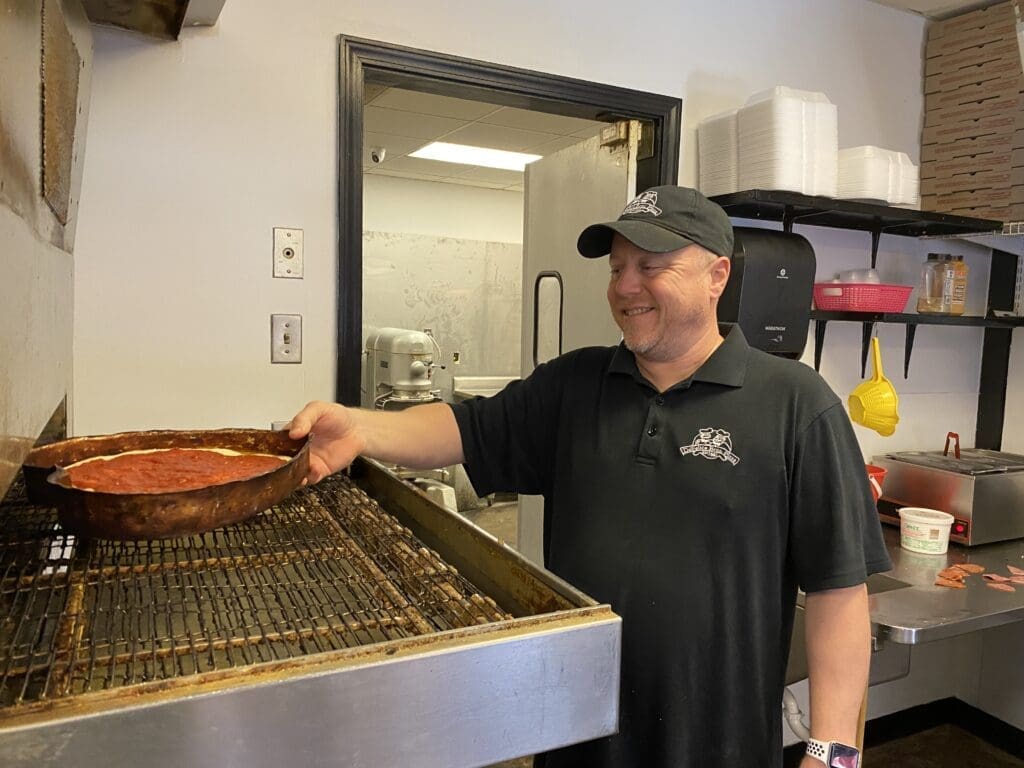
[917,253,967,315]
[948,255,969,316]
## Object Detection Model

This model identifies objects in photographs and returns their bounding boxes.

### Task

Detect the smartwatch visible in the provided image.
[805,738,860,768]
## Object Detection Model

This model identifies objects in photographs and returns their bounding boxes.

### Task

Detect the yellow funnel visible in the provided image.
[848,337,899,436]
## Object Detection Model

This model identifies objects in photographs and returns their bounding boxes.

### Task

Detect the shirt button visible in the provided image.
[654,396,665,406]
[647,425,658,437]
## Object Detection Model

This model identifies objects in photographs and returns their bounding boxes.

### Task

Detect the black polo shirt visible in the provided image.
[450,326,891,768]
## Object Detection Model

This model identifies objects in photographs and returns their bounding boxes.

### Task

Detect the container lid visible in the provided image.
[898,507,954,524]
[883,449,1024,475]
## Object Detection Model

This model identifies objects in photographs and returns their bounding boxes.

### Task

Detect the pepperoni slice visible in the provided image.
[937,568,966,581]
[1010,576,1024,585]
[986,582,1016,593]
[984,573,1011,582]
[1007,565,1024,577]
[956,563,985,574]
[934,577,967,589]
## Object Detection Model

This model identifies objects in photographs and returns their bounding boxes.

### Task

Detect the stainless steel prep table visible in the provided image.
[786,526,1024,688]
[871,526,1024,644]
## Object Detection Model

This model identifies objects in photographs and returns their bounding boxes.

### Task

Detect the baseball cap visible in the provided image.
[577,185,734,259]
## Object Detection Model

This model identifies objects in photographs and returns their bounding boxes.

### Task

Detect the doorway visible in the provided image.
[336,35,681,406]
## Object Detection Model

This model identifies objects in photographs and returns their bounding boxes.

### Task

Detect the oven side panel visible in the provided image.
[2,617,622,768]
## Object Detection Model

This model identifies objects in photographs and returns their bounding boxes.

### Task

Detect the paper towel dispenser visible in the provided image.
[718,227,816,359]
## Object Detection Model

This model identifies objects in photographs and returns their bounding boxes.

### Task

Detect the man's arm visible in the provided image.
[800,583,871,766]
[288,400,464,484]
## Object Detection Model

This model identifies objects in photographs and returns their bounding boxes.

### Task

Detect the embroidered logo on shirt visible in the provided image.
[622,190,662,217]
[679,427,740,465]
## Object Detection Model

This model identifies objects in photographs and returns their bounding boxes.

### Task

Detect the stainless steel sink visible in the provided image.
[785,573,911,685]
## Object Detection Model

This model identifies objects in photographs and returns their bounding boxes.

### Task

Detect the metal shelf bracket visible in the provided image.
[903,324,917,378]
[813,320,828,372]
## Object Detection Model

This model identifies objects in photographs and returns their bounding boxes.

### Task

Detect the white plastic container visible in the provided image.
[698,109,738,197]
[736,86,838,197]
[898,507,955,555]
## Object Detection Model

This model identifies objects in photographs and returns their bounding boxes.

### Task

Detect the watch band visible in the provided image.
[805,738,861,768]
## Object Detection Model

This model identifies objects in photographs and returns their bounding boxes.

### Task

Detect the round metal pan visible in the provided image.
[23,428,309,540]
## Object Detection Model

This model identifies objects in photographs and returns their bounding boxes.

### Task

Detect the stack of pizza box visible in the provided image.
[921,0,1024,223]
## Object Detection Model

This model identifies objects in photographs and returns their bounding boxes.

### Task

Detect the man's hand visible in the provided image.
[288,400,364,484]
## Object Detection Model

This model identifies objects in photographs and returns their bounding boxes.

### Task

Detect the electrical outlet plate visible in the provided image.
[273,228,303,278]
[271,314,302,363]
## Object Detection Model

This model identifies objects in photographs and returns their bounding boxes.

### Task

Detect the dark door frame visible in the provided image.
[336,35,682,405]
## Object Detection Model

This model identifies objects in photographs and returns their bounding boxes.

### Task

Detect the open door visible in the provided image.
[517,121,641,563]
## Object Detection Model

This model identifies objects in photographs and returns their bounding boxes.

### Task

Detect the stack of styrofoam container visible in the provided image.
[893,152,920,207]
[836,147,920,206]
[737,86,838,197]
[698,109,738,197]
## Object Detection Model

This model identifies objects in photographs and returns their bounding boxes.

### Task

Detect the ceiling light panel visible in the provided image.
[410,142,542,171]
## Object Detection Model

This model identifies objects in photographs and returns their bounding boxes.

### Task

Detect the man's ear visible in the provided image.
[707,257,731,299]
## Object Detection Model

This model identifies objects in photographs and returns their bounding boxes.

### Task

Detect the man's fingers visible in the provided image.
[288,402,325,439]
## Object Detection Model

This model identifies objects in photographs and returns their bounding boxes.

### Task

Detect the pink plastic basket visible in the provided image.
[812,283,913,313]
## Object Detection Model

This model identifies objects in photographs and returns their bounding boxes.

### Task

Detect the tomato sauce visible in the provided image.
[66,448,289,494]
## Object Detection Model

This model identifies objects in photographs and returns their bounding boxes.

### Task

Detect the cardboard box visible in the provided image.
[925,92,1024,127]
[928,0,1017,38]
[926,19,1017,59]
[925,37,1021,78]
[922,168,1016,196]
[931,74,1023,107]
[922,113,1022,146]
[921,129,1024,163]
[926,58,1023,94]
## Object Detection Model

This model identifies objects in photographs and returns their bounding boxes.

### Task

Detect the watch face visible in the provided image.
[828,743,860,768]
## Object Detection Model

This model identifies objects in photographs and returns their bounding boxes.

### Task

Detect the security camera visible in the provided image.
[370,146,386,164]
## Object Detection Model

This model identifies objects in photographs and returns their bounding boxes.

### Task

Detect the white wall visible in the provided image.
[364,174,523,242]
[73,0,927,434]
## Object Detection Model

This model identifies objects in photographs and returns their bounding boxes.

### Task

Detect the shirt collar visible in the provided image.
[608,324,749,389]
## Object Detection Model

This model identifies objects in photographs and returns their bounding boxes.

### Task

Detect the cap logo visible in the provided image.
[622,190,661,217]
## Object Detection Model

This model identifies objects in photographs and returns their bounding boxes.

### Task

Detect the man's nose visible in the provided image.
[612,265,642,295]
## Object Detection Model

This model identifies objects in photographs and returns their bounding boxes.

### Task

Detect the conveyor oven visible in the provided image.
[0,459,621,768]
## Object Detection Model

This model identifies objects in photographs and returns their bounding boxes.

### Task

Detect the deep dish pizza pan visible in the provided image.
[23,428,309,540]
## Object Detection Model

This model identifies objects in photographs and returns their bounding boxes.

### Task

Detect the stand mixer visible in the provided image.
[362,328,443,411]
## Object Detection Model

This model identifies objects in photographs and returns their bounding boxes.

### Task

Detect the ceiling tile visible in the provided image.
[572,123,608,138]
[363,106,465,140]
[366,169,457,183]
[377,155,462,176]
[452,166,525,185]
[448,178,510,190]
[362,132,429,166]
[371,87,501,120]
[528,135,588,156]
[363,83,388,104]
[443,122,558,152]
[481,106,605,136]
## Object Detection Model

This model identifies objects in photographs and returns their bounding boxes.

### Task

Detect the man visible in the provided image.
[289,186,891,768]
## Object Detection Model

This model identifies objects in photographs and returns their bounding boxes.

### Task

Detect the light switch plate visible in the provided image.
[271,314,302,363]
[273,228,303,278]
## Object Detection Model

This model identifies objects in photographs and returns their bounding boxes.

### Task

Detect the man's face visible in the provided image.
[606,234,729,363]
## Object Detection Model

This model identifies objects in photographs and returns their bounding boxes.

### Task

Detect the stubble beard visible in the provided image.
[619,304,710,362]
